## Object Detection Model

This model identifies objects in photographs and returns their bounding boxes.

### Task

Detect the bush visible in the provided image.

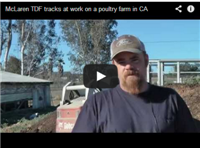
[1,123,8,128]
[184,76,200,85]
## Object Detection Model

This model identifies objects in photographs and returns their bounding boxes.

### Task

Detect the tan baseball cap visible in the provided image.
[110,35,146,60]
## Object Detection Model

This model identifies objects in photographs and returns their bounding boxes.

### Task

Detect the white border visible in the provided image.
[0,0,200,2]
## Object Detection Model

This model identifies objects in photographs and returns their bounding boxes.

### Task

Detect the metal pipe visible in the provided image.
[177,62,180,83]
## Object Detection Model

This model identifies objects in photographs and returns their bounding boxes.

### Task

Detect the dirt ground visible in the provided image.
[21,84,200,133]
[20,111,57,133]
[166,84,200,120]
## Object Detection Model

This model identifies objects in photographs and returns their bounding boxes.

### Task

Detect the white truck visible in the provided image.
[56,81,103,132]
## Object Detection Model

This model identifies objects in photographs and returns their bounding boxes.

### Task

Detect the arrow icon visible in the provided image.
[97,71,106,81]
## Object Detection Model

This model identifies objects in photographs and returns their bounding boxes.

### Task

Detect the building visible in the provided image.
[0,71,53,112]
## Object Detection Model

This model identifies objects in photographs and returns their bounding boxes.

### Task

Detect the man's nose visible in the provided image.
[125,62,134,70]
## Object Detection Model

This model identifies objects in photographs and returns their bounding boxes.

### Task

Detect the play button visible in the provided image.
[97,71,106,81]
[83,64,119,88]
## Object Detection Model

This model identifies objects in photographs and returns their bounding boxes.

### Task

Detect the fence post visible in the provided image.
[147,63,150,83]
[161,62,164,86]
[157,61,161,86]
[177,62,180,83]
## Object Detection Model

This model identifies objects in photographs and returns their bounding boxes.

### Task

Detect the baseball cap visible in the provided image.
[110,35,146,60]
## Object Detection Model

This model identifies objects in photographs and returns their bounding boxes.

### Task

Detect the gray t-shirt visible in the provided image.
[72,83,197,133]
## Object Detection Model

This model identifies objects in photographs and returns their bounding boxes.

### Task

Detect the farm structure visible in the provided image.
[0,71,53,112]
[147,59,200,86]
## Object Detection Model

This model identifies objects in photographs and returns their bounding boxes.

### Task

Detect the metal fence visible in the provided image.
[147,59,200,86]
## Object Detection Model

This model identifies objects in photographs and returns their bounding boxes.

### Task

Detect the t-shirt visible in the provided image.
[72,83,197,133]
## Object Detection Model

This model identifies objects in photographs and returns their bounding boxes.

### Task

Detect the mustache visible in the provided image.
[124,70,139,77]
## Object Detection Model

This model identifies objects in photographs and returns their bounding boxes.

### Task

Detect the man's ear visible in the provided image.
[112,60,115,65]
[144,54,149,67]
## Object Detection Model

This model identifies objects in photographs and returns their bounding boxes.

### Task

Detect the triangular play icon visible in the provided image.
[97,71,106,81]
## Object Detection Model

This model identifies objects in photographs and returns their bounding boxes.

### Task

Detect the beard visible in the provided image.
[120,70,144,95]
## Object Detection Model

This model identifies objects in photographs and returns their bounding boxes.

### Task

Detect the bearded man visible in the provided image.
[72,35,197,133]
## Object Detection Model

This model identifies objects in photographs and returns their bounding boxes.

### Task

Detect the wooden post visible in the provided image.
[45,85,51,106]
[32,88,39,109]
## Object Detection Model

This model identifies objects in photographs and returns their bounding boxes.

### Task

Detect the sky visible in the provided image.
[117,20,200,60]
[1,20,200,73]
[116,20,200,72]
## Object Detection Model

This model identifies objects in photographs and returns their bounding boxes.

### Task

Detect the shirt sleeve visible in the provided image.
[174,91,197,133]
[72,95,98,133]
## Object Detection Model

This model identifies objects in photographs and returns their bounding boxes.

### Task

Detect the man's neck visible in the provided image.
[120,81,149,95]
[140,82,149,93]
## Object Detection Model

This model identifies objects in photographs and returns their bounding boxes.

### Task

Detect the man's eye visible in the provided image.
[131,58,139,62]
[118,61,125,64]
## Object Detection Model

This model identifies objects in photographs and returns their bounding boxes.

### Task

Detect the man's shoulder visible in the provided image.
[87,87,119,104]
[149,83,177,95]
[148,83,182,103]
[94,87,118,98]
[84,87,118,110]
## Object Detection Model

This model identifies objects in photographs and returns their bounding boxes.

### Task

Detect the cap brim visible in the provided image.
[111,48,142,60]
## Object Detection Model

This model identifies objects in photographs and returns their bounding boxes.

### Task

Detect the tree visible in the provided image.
[24,20,46,76]
[58,59,65,77]
[190,63,200,71]
[89,20,118,64]
[60,20,118,73]
[0,20,7,62]
[45,20,63,79]
[12,20,32,75]
[13,20,63,77]
[1,20,13,70]
[48,58,53,79]
[4,20,12,69]
[173,62,200,72]
[31,20,64,79]
[6,56,21,74]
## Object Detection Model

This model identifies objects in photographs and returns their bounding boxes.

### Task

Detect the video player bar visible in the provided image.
[1,2,200,19]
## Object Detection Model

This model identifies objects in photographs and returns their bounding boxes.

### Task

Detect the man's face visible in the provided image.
[113,51,149,95]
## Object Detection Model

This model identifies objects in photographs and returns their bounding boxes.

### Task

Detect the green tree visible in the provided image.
[0,21,7,61]
[45,20,63,79]
[174,62,200,72]
[6,56,21,74]
[13,20,63,77]
[60,20,118,73]
[1,20,12,70]
[12,20,33,75]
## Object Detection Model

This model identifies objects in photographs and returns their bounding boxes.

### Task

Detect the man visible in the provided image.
[72,35,197,133]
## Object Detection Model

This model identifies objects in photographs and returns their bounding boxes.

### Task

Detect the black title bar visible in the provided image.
[1,2,200,19]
